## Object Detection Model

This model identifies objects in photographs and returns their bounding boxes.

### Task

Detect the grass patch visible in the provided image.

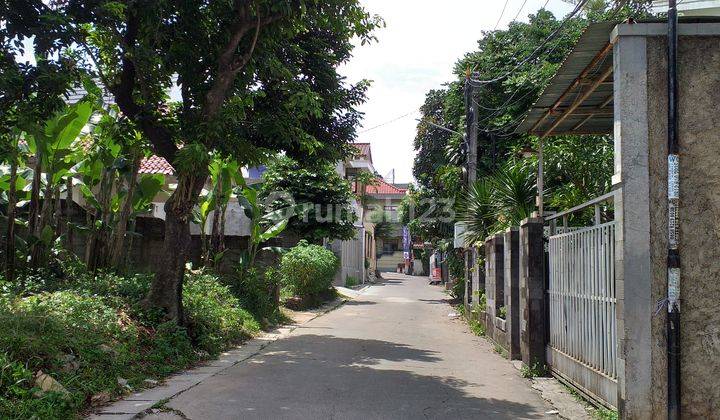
[468,319,486,336]
[559,381,619,420]
[0,269,260,419]
[520,362,548,378]
[592,407,619,420]
[344,276,359,288]
[493,343,509,358]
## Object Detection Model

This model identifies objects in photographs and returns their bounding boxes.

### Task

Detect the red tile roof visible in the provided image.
[353,177,407,196]
[139,155,174,175]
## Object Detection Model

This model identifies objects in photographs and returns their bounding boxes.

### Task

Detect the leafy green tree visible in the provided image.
[260,157,357,243]
[9,1,382,322]
[413,89,456,190]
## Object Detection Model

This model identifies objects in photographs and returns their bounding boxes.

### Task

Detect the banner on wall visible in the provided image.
[402,226,411,258]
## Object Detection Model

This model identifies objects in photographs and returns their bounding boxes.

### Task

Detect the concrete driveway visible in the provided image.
[159,273,554,419]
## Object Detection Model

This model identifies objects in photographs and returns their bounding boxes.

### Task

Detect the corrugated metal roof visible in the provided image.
[516,18,720,137]
[515,21,619,136]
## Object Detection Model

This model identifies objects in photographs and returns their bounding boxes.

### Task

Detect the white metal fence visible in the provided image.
[547,221,618,407]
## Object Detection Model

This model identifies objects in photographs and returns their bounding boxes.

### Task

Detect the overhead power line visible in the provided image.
[493,0,511,30]
[512,0,530,22]
[357,110,418,134]
[468,0,590,87]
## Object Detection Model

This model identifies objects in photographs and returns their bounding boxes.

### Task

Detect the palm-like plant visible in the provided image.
[490,163,536,229]
[459,178,494,245]
[460,162,536,246]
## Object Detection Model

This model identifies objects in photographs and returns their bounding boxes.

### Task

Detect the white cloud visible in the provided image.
[340,0,573,183]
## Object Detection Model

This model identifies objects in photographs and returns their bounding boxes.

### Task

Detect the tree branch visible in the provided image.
[204,3,283,119]
[109,6,178,162]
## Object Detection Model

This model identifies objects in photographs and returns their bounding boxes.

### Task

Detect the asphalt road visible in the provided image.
[162,273,553,419]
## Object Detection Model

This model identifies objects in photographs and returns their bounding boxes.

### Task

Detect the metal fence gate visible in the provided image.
[547,221,618,408]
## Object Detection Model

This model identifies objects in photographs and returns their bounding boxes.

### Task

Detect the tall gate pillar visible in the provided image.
[519,217,546,368]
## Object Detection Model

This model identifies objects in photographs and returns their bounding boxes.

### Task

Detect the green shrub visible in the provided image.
[520,362,547,378]
[0,269,260,419]
[449,276,465,301]
[345,276,359,287]
[469,319,486,336]
[184,271,260,355]
[280,240,338,298]
[233,267,280,322]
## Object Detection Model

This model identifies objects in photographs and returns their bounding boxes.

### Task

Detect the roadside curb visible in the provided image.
[87,298,347,420]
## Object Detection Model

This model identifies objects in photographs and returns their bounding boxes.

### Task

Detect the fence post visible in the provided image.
[485,234,505,349]
[519,217,546,368]
[504,227,521,359]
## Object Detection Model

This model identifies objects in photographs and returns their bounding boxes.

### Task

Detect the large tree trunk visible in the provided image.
[110,154,141,269]
[4,153,18,282]
[144,170,207,323]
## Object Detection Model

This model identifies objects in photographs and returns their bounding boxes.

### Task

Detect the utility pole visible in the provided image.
[465,70,478,184]
[666,0,681,418]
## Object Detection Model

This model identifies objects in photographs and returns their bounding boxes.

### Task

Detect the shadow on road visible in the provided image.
[169,334,547,419]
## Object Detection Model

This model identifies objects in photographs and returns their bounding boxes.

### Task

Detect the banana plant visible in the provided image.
[194,157,244,266]
[235,182,299,275]
[1,129,30,281]
[24,100,94,265]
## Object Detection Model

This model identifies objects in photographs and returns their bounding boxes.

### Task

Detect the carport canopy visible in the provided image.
[515,21,618,138]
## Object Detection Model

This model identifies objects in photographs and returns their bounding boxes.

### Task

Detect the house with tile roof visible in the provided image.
[63,85,408,277]
[329,143,409,285]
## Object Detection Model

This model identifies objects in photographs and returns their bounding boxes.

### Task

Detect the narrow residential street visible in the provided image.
[156,273,554,419]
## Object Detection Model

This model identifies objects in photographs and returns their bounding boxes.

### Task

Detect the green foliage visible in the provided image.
[498,305,507,320]
[520,362,548,379]
[399,184,454,246]
[183,271,260,355]
[592,407,619,420]
[475,291,487,311]
[493,343,509,358]
[469,319,486,337]
[232,267,281,323]
[260,156,357,242]
[512,136,614,224]
[345,276,359,288]
[446,250,466,301]
[460,163,536,245]
[280,240,338,299]
[0,264,260,418]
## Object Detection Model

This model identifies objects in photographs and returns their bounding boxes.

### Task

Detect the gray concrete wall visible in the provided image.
[504,228,521,360]
[519,218,546,369]
[614,24,720,419]
[484,234,510,354]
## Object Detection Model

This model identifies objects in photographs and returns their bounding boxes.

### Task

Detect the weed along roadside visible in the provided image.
[0,240,342,419]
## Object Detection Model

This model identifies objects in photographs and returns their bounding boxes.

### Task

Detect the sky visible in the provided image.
[339,0,574,184]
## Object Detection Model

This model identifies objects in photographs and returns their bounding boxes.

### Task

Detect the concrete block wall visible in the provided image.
[519,218,546,369]
[484,234,509,355]
[503,228,521,360]
[613,23,720,419]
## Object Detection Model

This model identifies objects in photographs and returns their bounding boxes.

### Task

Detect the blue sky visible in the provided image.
[339,0,574,183]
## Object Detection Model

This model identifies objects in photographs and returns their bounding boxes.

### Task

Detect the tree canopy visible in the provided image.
[3,0,382,322]
[408,3,648,246]
[260,157,357,243]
